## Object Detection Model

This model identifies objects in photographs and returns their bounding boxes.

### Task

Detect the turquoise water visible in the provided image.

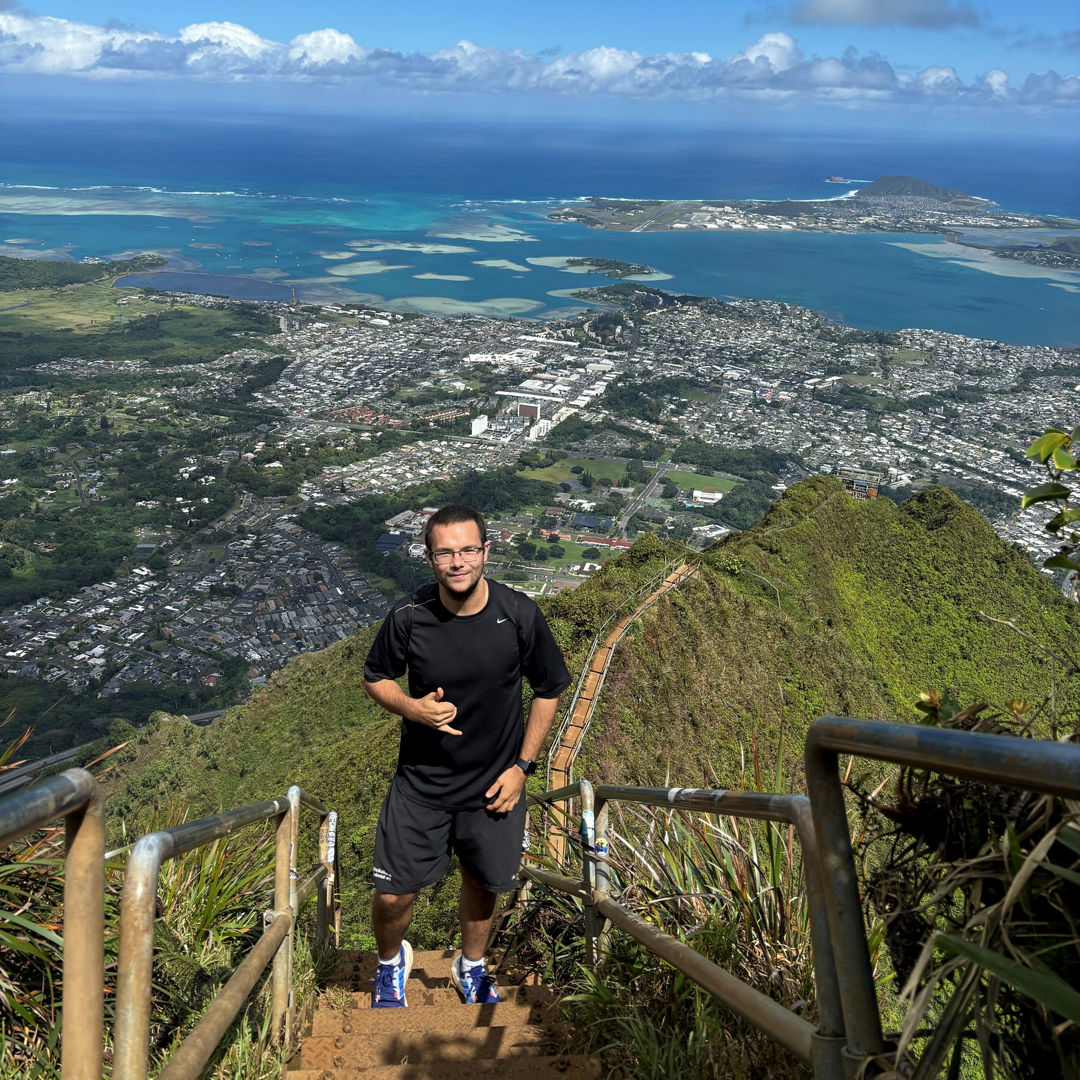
[1,113,1078,344]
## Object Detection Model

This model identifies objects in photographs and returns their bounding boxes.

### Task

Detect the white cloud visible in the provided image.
[734,31,801,72]
[289,29,366,68]
[0,14,1075,111]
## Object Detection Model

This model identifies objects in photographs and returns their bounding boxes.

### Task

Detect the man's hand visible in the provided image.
[409,686,462,735]
[485,765,526,813]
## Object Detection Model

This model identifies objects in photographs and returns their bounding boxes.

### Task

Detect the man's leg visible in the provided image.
[372,890,416,960]
[458,869,497,961]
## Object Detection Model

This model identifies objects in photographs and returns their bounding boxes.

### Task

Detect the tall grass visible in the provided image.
[507,741,860,1079]
[0,708,320,1079]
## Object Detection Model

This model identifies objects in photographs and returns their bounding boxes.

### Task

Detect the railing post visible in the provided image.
[270,794,295,1046]
[62,778,105,1080]
[114,835,169,1080]
[316,810,337,950]
[593,797,611,961]
[284,785,301,1041]
[578,781,598,967]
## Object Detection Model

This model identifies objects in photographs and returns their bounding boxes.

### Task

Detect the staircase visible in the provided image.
[285,948,600,1079]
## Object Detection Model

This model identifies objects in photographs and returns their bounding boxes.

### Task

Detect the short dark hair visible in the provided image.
[423,504,487,550]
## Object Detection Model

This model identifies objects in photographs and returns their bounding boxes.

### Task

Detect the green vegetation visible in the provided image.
[0,253,165,291]
[1021,426,1080,573]
[517,455,647,486]
[514,745,826,1078]
[0,299,279,375]
[604,375,715,423]
[664,469,738,494]
[7,475,1080,1077]
[582,480,1078,790]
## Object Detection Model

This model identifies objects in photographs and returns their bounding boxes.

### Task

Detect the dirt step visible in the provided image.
[328,949,455,985]
[285,1053,601,1079]
[310,1000,560,1039]
[292,1022,565,1071]
[313,986,556,1028]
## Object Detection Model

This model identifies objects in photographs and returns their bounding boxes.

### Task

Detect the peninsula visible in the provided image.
[548,175,1080,271]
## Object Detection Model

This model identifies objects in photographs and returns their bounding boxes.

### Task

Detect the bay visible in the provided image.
[1,111,1078,345]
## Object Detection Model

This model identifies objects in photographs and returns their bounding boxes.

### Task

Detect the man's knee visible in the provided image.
[373,890,416,917]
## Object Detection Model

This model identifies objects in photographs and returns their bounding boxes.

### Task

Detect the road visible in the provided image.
[616,462,674,536]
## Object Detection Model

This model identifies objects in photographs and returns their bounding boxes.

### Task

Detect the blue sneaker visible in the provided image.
[372,941,412,1008]
[450,954,500,1004]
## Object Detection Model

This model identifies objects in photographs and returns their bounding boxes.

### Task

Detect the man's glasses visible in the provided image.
[429,545,486,566]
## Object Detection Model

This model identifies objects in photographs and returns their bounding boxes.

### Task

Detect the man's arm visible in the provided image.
[484,694,561,813]
[364,678,462,736]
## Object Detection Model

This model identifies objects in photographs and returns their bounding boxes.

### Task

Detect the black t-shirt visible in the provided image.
[363,579,571,810]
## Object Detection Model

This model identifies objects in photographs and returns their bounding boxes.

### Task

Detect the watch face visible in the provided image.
[517,758,537,775]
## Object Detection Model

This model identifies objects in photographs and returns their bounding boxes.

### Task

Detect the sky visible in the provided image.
[1,1,1078,130]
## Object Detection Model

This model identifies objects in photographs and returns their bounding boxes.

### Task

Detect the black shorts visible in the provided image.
[371,779,527,895]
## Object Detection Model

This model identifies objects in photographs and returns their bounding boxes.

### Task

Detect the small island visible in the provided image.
[565,257,661,279]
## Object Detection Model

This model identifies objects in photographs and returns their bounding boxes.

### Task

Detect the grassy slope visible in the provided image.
[585,479,1078,788]
[101,481,1079,947]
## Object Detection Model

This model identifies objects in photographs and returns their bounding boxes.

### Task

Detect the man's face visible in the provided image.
[426,521,488,599]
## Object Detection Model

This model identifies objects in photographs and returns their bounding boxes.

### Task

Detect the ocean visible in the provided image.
[1,110,1078,345]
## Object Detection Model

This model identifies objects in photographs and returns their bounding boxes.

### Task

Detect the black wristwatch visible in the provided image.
[514,757,537,776]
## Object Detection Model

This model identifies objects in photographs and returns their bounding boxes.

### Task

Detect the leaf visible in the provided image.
[938,935,1080,1022]
[1035,859,1080,888]
[1055,825,1080,857]
[1044,554,1080,572]
[1026,430,1069,461]
[1052,446,1078,471]
[1021,482,1071,509]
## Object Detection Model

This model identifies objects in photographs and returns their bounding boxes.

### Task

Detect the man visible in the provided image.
[362,504,570,1007]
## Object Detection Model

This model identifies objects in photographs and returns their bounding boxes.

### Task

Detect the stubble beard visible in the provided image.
[437,561,485,601]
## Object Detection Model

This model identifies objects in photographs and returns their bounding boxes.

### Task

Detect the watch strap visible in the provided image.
[514,757,537,775]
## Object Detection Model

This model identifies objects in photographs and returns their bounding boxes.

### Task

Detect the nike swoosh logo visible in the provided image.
[497,617,509,624]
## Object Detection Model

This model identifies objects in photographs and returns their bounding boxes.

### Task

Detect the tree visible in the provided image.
[517,541,537,559]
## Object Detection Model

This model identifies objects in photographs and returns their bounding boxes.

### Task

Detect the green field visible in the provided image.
[0,281,279,369]
[518,456,651,486]
[664,470,738,493]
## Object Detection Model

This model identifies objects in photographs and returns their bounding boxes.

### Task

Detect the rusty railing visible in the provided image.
[527,777,847,1077]
[527,717,1080,1079]
[112,783,340,1080]
[0,768,104,1080]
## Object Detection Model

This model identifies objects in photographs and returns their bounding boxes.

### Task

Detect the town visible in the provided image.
[0,278,1074,748]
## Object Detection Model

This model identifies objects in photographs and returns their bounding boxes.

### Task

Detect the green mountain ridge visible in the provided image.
[100,478,1079,947]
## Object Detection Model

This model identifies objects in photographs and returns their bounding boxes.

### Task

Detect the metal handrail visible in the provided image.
[0,768,104,1080]
[532,724,1080,1076]
[527,778,847,1077]
[113,784,340,1080]
[805,716,1080,1072]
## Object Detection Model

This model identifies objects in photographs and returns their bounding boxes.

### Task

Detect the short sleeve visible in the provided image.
[520,600,571,699]
[363,603,411,683]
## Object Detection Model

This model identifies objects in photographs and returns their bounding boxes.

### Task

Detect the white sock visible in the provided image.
[460,954,484,971]
[378,950,401,965]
